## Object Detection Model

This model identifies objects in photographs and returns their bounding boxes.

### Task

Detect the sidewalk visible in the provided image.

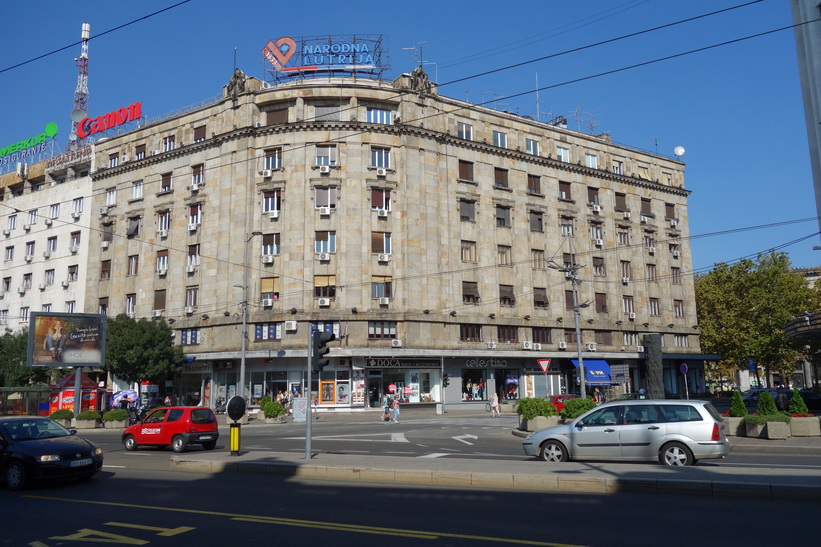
[164,408,821,501]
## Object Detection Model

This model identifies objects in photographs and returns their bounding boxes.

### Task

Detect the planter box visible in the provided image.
[52,419,72,429]
[764,421,790,440]
[75,419,100,430]
[521,415,559,432]
[264,416,287,424]
[722,417,745,437]
[790,416,821,437]
[104,420,127,429]
[745,422,766,438]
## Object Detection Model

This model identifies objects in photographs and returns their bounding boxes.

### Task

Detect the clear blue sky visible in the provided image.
[1,0,817,273]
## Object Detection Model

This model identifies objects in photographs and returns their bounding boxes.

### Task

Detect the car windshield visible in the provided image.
[0,419,71,441]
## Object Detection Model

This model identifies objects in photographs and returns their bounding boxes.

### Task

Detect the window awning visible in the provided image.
[571,359,613,386]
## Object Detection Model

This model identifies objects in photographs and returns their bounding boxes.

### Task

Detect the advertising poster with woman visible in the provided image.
[28,312,106,367]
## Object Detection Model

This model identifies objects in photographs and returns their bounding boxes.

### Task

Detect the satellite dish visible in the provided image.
[68,133,77,141]
[70,109,87,122]
[673,146,686,158]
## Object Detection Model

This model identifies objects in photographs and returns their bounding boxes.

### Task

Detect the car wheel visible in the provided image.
[202,440,217,450]
[172,435,188,453]
[660,442,694,466]
[6,461,27,491]
[539,440,568,463]
[123,435,138,451]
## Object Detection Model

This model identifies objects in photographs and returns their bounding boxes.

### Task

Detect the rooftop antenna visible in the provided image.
[68,22,90,150]
[650,137,662,154]
[535,72,540,122]
[402,41,426,67]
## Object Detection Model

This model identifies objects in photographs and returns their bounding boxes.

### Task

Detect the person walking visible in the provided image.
[490,393,501,417]
[592,387,603,405]
[391,395,401,423]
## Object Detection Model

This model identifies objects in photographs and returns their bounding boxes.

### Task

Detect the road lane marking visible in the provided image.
[419,453,451,458]
[105,523,195,536]
[452,434,478,445]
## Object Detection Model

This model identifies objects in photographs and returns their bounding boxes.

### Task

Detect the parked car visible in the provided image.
[522,399,729,466]
[547,394,577,413]
[0,416,104,491]
[122,406,219,453]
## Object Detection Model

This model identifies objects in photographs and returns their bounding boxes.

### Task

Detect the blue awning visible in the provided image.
[570,359,612,386]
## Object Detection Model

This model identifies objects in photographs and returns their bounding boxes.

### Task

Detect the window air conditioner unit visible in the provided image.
[636,345,645,352]
[586,343,597,351]
[2,229,9,236]
[38,284,46,291]
[318,252,331,261]
[318,207,331,216]
[591,204,602,213]
[61,280,69,288]
[318,298,331,307]
[648,246,656,254]
[24,255,32,262]
[623,211,631,219]
[190,182,200,192]
[640,215,648,223]
[558,341,567,350]
[17,287,26,294]
[261,169,273,178]
[152,310,163,318]
[391,339,403,348]
[532,343,542,351]
[261,298,274,307]
[594,238,603,247]
[44,218,52,226]
[23,224,31,231]
[269,210,280,219]
[158,229,168,238]
[185,306,194,315]
[99,207,109,216]
[43,251,50,259]
[121,154,129,163]
[622,277,630,284]
[628,312,636,320]
[487,342,497,349]
[186,264,197,273]
[71,212,81,220]
[672,250,680,258]
[377,208,388,218]
[284,320,297,331]
[188,223,198,231]
[318,165,331,174]
[670,219,678,227]
[69,245,79,254]
[378,297,390,305]
[101,241,110,249]
[261,255,274,264]
[151,150,160,156]
[377,253,390,262]
[376,167,387,177]
[522,341,533,350]
[157,268,168,276]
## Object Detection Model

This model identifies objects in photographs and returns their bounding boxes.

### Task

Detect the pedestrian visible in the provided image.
[392,395,401,423]
[592,387,603,405]
[163,395,171,407]
[490,393,501,417]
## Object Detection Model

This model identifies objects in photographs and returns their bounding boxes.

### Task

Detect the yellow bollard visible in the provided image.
[229,422,241,456]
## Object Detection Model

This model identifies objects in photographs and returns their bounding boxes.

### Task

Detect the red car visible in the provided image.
[122,407,219,453]
[548,394,577,413]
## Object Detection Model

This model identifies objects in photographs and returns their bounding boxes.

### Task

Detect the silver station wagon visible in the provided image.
[522,399,730,466]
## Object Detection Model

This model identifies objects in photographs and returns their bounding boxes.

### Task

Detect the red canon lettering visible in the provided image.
[75,101,142,139]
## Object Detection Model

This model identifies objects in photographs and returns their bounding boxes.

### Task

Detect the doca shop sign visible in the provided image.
[366,358,439,368]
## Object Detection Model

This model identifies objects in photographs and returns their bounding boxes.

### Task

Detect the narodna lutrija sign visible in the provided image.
[262,35,388,81]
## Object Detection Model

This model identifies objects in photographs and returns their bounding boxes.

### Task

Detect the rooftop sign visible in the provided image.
[0,122,58,165]
[262,35,387,82]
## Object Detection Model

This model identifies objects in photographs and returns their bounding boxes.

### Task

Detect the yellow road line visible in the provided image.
[25,495,584,547]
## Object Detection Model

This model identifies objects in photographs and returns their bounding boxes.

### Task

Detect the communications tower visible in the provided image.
[68,22,90,150]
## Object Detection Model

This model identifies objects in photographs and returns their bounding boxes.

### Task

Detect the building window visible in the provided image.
[367,107,392,125]
[666,203,677,220]
[126,216,141,239]
[595,292,608,313]
[457,122,473,140]
[368,321,397,339]
[28,209,38,225]
[371,276,391,298]
[70,232,80,248]
[261,277,280,301]
[65,301,76,313]
[641,198,652,217]
[563,253,576,269]
[1,277,9,292]
[125,294,136,317]
[674,334,689,348]
[315,144,338,166]
[315,186,338,209]
[370,147,391,168]
[495,205,511,227]
[188,244,201,266]
[372,232,392,254]
[559,181,572,201]
[617,229,629,245]
[73,197,84,214]
[622,295,634,314]
[644,234,656,250]
[674,299,684,317]
[315,105,341,121]
[637,165,651,180]
[564,290,575,311]
[315,231,336,253]
[158,211,170,232]
[20,307,29,323]
[529,211,544,232]
[186,287,199,308]
[106,188,117,206]
[156,250,169,272]
[615,193,627,211]
[25,241,35,256]
[534,287,548,308]
[255,322,282,341]
[49,203,60,219]
[564,329,578,343]
[459,199,476,222]
[266,109,288,125]
[533,327,551,344]
[162,135,175,152]
[44,269,54,286]
[463,281,480,304]
[624,332,640,346]
[498,245,512,266]
[98,297,108,316]
[587,187,599,205]
[492,130,507,148]
[671,267,682,285]
[593,257,606,277]
[7,215,16,230]
[192,164,204,187]
[159,173,173,193]
[646,264,657,282]
[620,260,631,280]
[135,144,146,160]
[525,138,539,155]
[585,153,598,169]
[595,331,613,345]
[531,249,545,269]
[498,325,518,343]
[649,298,660,316]
[263,190,282,213]
[128,255,139,276]
[371,188,392,210]
[499,285,516,307]
[556,146,570,162]
[262,233,280,256]
[7,245,16,261]
[181,328,200,345]
[100,260,111,280]
[494,168,509,189]
[461,240,477,263]
[132,180,143,200]
[47,237,57,252]
[458,160,474,181]
[189,204,202,225]
[612,159,625,175]
[23,273,32,289]
[589,223,603,241]
[108,154,118,168]
[460,324,482,342]
[264,148,282,170]
[193,125,206,143]
[527,174,541,194]
[560,217,574,237]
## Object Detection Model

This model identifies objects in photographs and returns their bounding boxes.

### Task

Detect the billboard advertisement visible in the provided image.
[28,312,106,367]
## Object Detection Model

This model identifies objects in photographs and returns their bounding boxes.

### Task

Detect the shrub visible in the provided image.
[261,400,284,418]
[561,397,597,420]
[741,413,790,425]
[514,398,557,420]
[259,395,272,407]
[76,410,101,421]
[103,409,128,422]
[729,391,747,417]
[50,409,74,421]
[756,391,778,415]
[788,388,809,416]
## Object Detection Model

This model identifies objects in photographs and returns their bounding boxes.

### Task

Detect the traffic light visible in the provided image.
[311,330,336,372]
[443,373,450,387]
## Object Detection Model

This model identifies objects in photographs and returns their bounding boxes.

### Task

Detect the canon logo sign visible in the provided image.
[76,102,142,139]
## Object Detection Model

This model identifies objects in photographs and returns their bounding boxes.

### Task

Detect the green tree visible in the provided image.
[695,251,821,387]
[788,388,809,415]
[0,329,49,387]
[105,314,184,383]
[756,391,779,415]
[729,391,747,417]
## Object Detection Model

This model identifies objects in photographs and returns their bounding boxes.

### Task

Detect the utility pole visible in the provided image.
[548,256,588,398]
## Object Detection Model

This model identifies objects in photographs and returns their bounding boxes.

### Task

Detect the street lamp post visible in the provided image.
[236,231,263,404]
[548,258,588,398]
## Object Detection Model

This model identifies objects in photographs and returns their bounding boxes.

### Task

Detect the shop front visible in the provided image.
[364,358,442,407]
[447,357,523,405]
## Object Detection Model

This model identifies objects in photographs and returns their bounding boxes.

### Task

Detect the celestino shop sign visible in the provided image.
[76,101,142,139]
